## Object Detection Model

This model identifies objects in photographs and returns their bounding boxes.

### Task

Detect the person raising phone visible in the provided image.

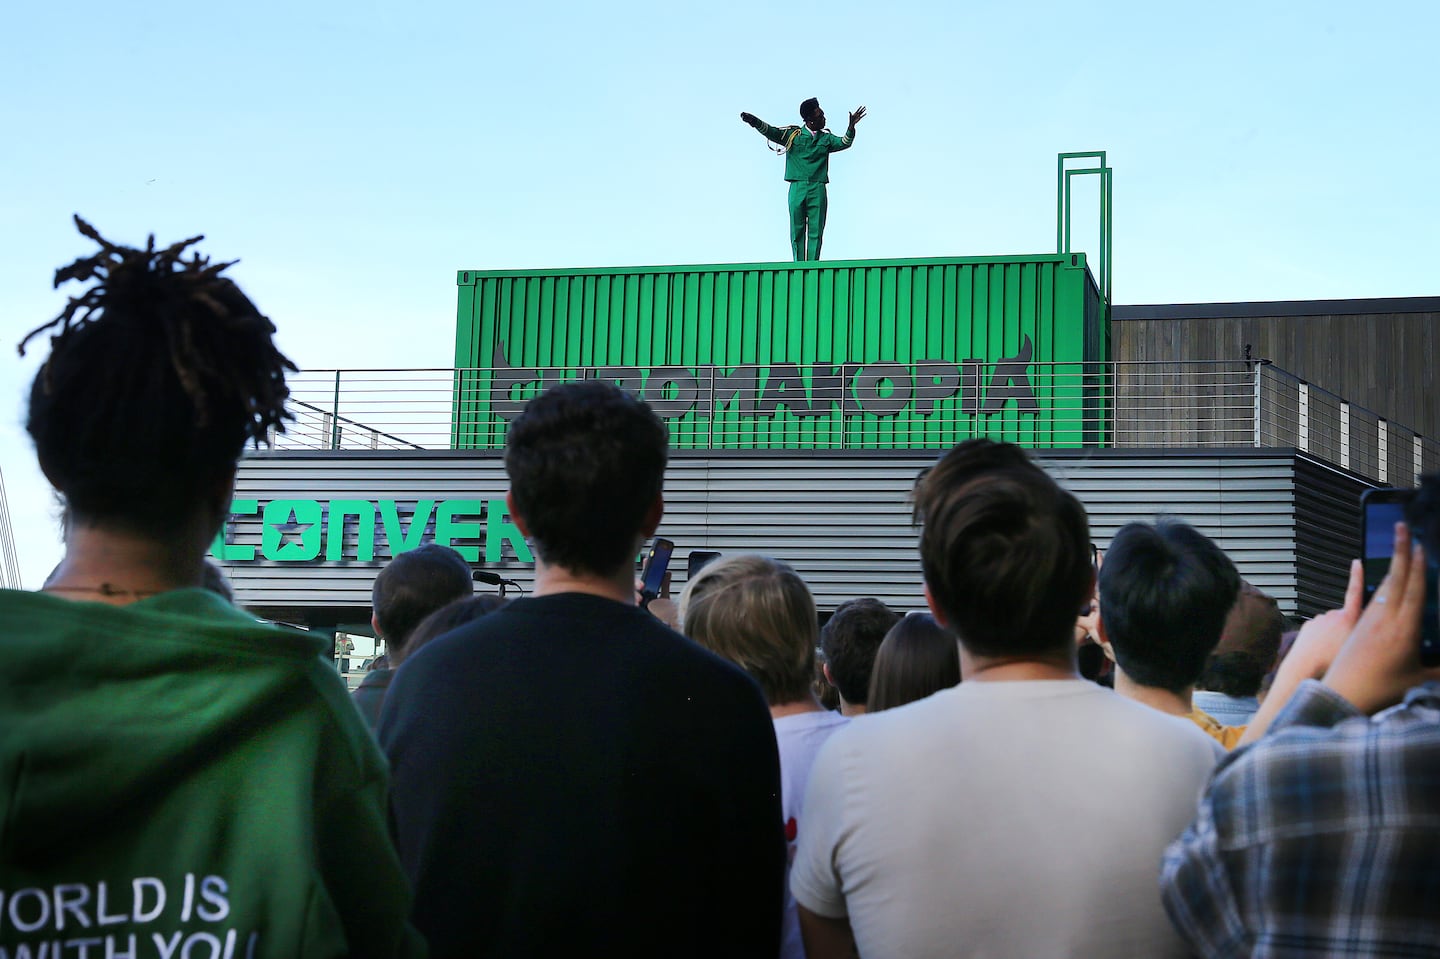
[1162,474,1440,955]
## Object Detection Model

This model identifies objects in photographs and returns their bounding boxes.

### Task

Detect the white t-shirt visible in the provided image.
[790,680,1220,959]
[774,709,850,959]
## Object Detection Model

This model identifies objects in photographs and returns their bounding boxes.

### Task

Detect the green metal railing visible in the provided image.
[1057,151,1113,310]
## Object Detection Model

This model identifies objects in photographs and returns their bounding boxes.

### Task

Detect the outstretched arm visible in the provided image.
[826,105,866,153]
[741,111,792,146]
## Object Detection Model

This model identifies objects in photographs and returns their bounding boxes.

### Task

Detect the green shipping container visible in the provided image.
[453,254,1108,450]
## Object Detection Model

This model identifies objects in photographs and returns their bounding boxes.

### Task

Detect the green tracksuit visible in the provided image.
[756,120,856,261]
[0,588,426,959]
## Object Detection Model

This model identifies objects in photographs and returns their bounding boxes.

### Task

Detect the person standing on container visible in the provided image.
[741,99,865,261]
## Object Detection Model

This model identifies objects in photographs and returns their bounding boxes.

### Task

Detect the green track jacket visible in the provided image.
[756,121,856,183]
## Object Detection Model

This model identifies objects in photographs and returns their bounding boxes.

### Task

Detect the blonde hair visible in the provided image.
[679,554,818,706]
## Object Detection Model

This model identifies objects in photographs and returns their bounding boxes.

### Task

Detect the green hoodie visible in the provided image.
[0,589,425,959]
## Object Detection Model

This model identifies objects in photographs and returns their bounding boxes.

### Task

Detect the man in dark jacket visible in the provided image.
[380,381,785,958]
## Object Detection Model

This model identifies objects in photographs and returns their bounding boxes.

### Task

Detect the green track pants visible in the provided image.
[788,180,828,261]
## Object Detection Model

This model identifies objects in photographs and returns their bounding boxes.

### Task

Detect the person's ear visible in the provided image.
[371,613,382,639]
[641,493,664,538]
[1095,609,1116,663]
[923,582,950,628]
[505,490,532,538]
[204,468,239,535]
[822,662,837,688]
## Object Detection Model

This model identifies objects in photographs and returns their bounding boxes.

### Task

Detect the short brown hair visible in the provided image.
[1198,580,1283,697]
[679,554,818,706]
[819,598,901,706]
[913,439,1092,657]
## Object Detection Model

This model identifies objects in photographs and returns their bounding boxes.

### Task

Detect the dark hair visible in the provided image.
[867,613,961,712]
[505,381,668,576]
[372,544,474,661]
[1197,581,1283,697]
[913,439,1092,657]
[799,97,820,120]
[680,554,818,706]
[1099,519,1240,695]
[820,598,901,706]
[21,217,295,536]
[403,595,509,663]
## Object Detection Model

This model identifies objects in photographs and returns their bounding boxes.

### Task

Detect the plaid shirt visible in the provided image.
[1161,679,1440,957]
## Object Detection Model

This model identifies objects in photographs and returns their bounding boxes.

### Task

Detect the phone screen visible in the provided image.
[640,538,674,600]
[687,550,722,580]
[1362,489,1440,666]
[1362,493,1408,603]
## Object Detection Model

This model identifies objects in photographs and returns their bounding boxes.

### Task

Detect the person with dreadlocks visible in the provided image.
[741,99,866,261]
[0,218,425,958]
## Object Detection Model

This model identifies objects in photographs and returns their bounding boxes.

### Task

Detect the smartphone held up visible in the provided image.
[638,537,675,607]
[1361,488,1440,666]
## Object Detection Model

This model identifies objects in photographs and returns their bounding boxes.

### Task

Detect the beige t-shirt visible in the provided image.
[790,679,1220,959]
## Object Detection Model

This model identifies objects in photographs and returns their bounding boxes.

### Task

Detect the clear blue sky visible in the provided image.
[2,0,1437,586]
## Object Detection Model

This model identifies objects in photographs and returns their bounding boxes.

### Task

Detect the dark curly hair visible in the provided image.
[20,216,296,535]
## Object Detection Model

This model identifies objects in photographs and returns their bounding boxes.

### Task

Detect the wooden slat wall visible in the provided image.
[1113,306,1439,440]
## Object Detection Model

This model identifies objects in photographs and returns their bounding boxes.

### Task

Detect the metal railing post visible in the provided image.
[331,370,343,450]
[707,367,716,450]
[1252,362,1263,447]
[1297,383,1310,453]
[1378,420,1389,484]
[1340,403,1352,471]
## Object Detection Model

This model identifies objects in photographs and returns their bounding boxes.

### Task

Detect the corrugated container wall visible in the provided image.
[453,255,1107,450]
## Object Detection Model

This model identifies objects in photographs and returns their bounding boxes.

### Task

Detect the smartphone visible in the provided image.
[639,537,675,603]
[1361,488,1440,666]
[687,550,722,580]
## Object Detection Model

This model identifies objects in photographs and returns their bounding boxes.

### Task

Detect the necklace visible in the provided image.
[43,583,163,598]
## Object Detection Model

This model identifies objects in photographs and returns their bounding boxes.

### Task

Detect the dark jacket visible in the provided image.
[380,592,785,958]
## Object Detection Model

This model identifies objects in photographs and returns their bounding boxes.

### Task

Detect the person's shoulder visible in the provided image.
[830,687,951,752]
[635,614,763,693]
[1216,684,1440,796]
[1077,687,1225,763]
[354,667,393,691]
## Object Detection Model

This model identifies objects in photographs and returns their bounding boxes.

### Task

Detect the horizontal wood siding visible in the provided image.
[1114,308,1439,439]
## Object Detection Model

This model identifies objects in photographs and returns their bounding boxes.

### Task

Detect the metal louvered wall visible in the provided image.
[220,448,1368,625]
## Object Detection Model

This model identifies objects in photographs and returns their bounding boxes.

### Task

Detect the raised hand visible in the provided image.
[740,112,761,128]
[848,106,867,127]
[1323,522,1437,714]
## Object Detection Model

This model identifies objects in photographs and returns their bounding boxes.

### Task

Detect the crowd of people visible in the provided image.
[2,221,1439,958]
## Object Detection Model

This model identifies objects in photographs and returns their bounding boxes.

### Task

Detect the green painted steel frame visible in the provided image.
[1056,152,1113,309]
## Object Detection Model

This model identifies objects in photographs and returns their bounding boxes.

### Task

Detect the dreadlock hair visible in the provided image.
[19,216,296,537]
